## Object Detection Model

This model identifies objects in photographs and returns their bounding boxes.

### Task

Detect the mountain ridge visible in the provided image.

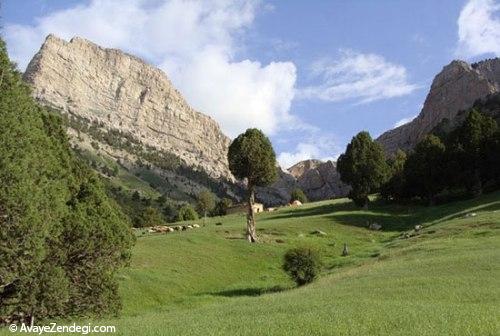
[376,58,500,153]
[24,34,233,181]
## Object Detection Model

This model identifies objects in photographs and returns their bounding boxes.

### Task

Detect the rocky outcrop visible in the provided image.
[288,159,323,179]
[23,34,232,180]
[377,58,500,154]
[256,160,350,206]
[295,160,350,201]
[256,167,297,206]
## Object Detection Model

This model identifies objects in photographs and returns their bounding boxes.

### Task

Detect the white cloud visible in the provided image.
[4,0,297,138]
[298,50,419,103]
[457,0,500,58]
[393,115,416,128]
[277,135,339,169]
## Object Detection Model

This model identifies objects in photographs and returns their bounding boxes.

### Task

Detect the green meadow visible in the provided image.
[5,192,500,335]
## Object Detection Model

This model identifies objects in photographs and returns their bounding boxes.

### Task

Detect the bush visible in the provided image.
[213,197,233,216]
[290,188,308,203]
[177,204,198,221]
[282,247,321,286]
[135,206,164,227]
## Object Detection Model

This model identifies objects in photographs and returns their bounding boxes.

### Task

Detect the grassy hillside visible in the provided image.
[5,192,500,335]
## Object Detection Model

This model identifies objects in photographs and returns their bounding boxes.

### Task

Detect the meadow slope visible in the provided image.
[4,192,500,335]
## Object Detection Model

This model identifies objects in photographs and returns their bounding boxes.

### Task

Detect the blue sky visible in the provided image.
[2,0,500,168]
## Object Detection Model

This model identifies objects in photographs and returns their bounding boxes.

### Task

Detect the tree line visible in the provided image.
[337,106,500,208]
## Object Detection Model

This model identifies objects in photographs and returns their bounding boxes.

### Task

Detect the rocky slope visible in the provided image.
[294,160,350,201]
[288,159,323,179]
[256,159,350,206]
[23,35,244,206]
[24,35,232,181]
[377,58,500,154]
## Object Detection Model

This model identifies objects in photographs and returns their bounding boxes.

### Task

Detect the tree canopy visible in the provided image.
[0,38,133,324]
[228,128,277,242]
[337,131,389,208]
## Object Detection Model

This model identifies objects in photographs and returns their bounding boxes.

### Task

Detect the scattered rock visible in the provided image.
[368,223,382,231]
[310,230,327,236]
[464,212,477,218]
[414,225,422,232]
[193,224,200,228]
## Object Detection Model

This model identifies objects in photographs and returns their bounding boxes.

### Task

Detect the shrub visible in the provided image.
[214,197,233,216]
[290,188,308,203]
[135,206,164,227]
[282,247,321,286]
[177,204,198,221]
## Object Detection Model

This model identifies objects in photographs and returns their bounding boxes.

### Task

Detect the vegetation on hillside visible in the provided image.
[338,107,500,208]
[290,188,308,204]
[0,38,134,324]
[382,109,500,203]
[36,191,499,336]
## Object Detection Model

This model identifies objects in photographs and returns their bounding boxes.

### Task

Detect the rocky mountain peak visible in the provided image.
[288,159,324,178]
[24,34,233,180]
[377,58,500,154]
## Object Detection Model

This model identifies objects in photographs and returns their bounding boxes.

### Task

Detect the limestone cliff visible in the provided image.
[23,35,232,180]
[377,58,500,154]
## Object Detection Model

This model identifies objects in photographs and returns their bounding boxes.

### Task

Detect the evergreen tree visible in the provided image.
[196,190,215,222]
[135,206,165,227]
[214,198,233,216]
[404,135,446,205]
[482,130,500,187]
[448,109,498,196]
[337,132,389,208]
[0,38,133,324]
[228,128,277,242]
[290,188,308,203]
[381,150,407,201]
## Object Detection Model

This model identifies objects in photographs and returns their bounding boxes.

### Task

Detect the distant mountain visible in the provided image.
[288,159,323,178]
[377,58,500,154]
[23,35,242,206]
[256,159,350,206]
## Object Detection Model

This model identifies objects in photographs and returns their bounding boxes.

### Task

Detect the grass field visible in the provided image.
[4,192,500,335]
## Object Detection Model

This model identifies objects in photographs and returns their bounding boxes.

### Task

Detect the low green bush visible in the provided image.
[282,247,321,286]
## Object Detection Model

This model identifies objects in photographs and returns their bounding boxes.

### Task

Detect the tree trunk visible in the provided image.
[246,185,257,243]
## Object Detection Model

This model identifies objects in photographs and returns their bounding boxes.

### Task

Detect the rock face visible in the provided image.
[377,58,500,154]
[288,159,323,179]
[23,35,232,180]
[256,166,297,206]
[256,159,350,206]
[295,160,350,201]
